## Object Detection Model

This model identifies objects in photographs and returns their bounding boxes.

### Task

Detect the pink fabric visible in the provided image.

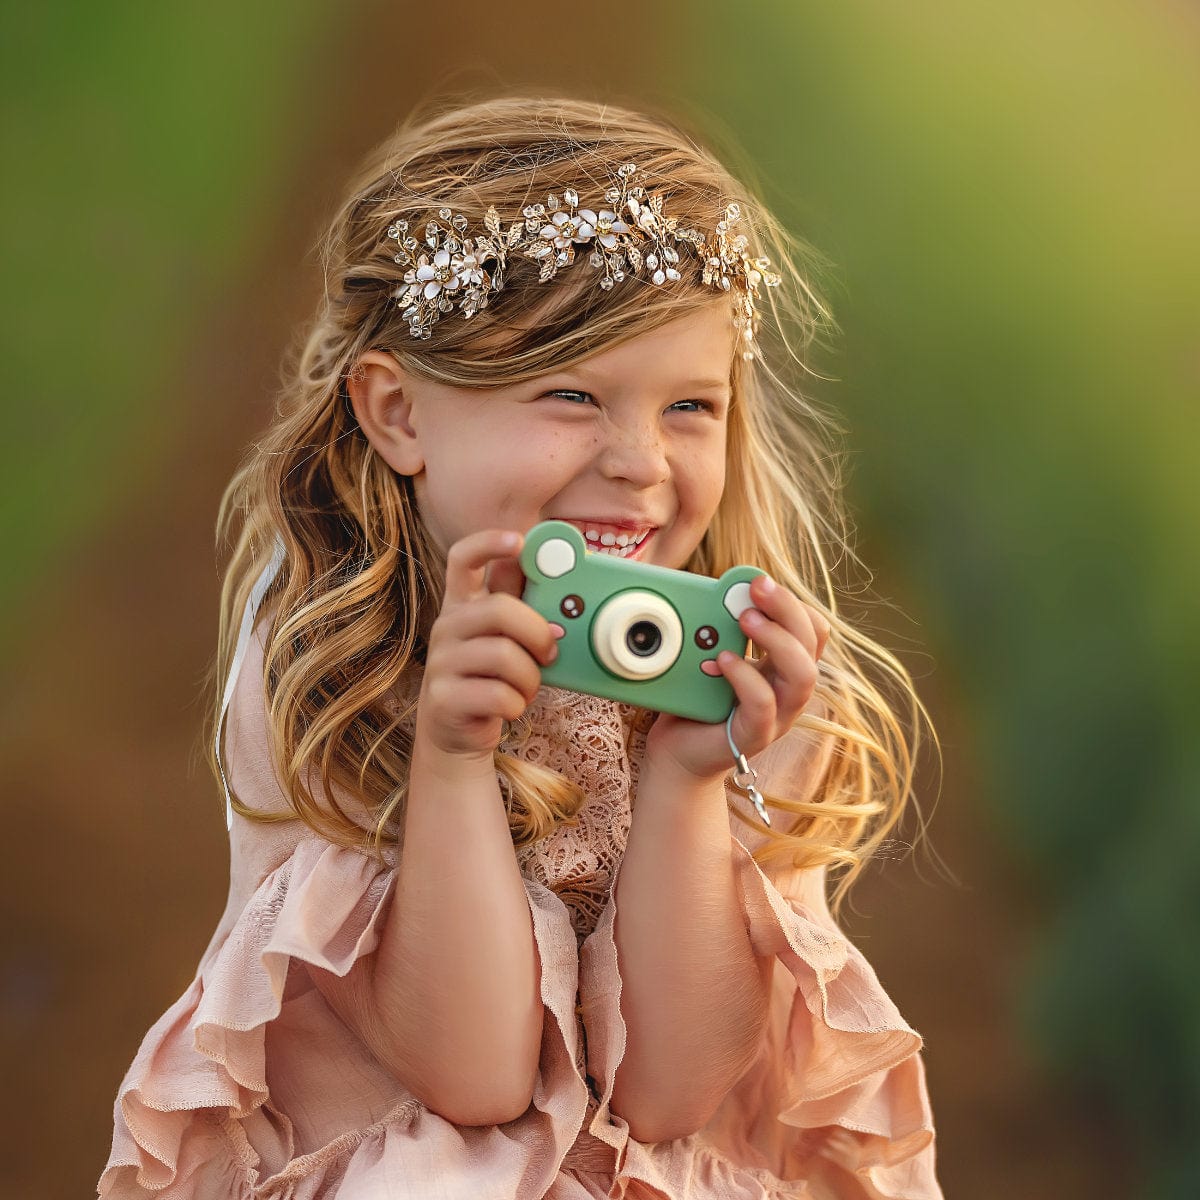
[100,626,941,1198]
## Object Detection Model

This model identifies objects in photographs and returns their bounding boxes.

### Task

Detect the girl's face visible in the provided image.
[384,303,735,571]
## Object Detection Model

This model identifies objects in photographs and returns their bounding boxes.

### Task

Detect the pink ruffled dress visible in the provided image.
[100,623,941,1199]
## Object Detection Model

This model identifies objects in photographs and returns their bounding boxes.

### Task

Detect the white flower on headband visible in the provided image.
[578,208,629,248]
[383,165,780,356]
[541,210,592,250]
[405,248,474,299]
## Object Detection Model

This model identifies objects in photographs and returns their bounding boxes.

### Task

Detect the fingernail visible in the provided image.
[816,615,831,651]
[758,575,776,594]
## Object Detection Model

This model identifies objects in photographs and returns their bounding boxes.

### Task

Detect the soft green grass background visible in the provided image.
[1,2,334,617]
[4,2,1198,1196]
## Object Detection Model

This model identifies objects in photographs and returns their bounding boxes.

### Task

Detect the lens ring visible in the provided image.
[592,590,683,680]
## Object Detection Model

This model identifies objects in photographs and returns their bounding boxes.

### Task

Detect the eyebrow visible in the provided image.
[566,366,731,392]
[679,378,732,391]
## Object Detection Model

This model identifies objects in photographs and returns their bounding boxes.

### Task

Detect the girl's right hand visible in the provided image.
[415,529,560,765]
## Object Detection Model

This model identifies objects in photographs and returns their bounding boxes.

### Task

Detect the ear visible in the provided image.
[346,350,424,476]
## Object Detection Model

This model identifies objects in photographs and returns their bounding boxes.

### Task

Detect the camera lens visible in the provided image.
[592,590,683,681]
[626,620,662,657]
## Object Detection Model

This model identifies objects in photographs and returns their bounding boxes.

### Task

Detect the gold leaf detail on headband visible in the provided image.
[384,164,779,353]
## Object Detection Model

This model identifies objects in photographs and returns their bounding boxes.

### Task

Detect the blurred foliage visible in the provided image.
[681,1,1199,1194]
[0,1,333,627]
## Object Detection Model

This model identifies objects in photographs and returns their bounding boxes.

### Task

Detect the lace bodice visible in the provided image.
[505,687,651,944]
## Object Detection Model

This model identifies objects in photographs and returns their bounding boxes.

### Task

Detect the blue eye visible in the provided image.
[547,390,713,413]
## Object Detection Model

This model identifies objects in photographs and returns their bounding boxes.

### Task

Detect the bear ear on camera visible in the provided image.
[522,520,584,581]
[719,566,765,621]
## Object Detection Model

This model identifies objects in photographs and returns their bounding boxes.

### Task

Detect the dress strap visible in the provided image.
[217,535,287,831]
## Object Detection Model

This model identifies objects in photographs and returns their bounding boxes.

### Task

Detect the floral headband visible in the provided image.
[384,163,780,356]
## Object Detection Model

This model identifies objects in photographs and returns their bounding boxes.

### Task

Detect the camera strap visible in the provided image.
[725,711,771,827]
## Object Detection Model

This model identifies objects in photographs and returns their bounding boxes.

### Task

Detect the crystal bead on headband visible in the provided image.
[384,163,781,357]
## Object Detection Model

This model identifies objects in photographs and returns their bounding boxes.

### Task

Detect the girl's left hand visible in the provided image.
[644,574,831,783]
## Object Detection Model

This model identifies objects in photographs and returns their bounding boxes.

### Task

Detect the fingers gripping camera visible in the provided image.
[520,521,765,723]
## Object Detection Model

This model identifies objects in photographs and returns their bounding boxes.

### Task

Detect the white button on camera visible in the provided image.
[723,580,755,620]
[535,537,577,579]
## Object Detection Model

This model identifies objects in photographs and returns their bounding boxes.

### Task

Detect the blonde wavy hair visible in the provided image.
[210,93,939,911]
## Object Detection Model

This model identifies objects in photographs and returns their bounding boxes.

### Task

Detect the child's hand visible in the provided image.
[644,574,831,784]
[415,529,559,766]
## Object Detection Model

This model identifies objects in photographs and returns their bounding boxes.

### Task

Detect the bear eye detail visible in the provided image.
[561,594,585,618]
[695,625,719,649]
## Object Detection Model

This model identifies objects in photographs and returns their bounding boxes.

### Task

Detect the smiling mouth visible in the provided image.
[558,521,656,560]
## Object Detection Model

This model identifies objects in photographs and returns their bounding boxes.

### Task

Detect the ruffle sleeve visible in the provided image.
[722,843,939,1199]
[574,721,941,1200]
[100,833,593,1199]
[100,837,397,1196]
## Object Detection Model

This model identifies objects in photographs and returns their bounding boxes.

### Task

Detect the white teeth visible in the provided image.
[577,525,653,554]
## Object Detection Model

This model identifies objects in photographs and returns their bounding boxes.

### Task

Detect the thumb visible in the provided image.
[485,553,527,599]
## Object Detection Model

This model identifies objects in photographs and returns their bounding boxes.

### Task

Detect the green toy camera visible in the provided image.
[520,520,765,723]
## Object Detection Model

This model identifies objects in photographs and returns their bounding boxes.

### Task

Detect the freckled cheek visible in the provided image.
[685,453,727,515]
[533,433,597,481]
[491,436,586,515]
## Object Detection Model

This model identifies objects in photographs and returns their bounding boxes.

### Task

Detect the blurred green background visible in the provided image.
[3,2,1197,1197]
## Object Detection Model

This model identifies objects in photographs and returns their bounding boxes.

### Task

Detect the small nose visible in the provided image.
[597,422,670,487]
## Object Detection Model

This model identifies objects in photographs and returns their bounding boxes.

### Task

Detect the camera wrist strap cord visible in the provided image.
[725,709,771,827]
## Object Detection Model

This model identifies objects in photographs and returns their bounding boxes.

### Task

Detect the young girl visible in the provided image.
[101,95,941,1199]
